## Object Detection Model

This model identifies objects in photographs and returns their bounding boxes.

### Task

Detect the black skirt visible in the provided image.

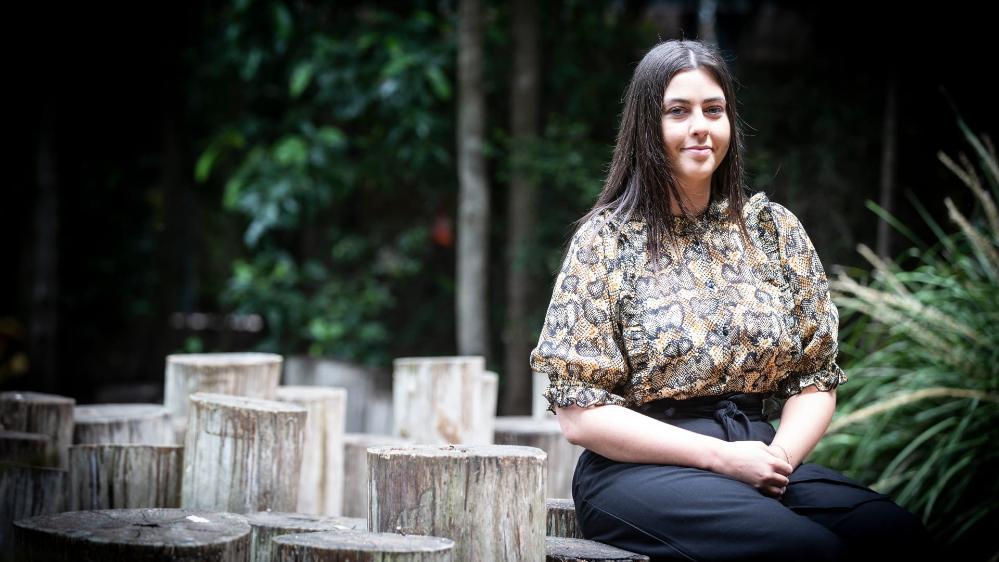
[571,392,940,562]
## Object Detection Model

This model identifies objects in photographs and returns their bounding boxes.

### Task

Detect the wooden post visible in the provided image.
[0,391,74,468]
[533,371,555,418]
[368,444,546,560]
[275,386,347,516]
[68,444,183,510]
[479,370,498,440]
[164,352,282,441]
[545,537,650,561]
[545,499,582,539]
[13,508,251,561]
[342,433,411,518]
[494,415,583,499]
[182,393,306,514]
[72,404,173,445]
[273,531,454,562]
[0,431,53,467]
[245,511,366,562]
[392,356,491,444]
[0,463,66,552]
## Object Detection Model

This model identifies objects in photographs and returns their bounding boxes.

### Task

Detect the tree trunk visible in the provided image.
[877,74,898,260]
[456,0,490,360]
[342,433,411,518]
[68,444,182,510]
[164,352,282,442]
[31,99,60,394]
[275,386,347,516]
[13,508,251,562]
[72,404,174,445]
[0,391,75,468]
[493,416,582,499]
[273,531,454,562]
[245,511,366,562]
[368,444,546,561]
[392,357,492,444]
[0,463,66,553]
[503,0,540,417]
[545,537,649,561]
[181,393,305,514]
[545,499,582,539]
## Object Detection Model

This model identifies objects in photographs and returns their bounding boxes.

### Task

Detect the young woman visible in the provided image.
[529,39,938,561]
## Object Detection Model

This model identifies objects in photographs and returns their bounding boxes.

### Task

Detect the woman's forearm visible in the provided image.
[557,404,726,470]
[771,386,836,469]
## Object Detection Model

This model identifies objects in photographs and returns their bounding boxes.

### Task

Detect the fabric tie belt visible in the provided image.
[634,392,783,423]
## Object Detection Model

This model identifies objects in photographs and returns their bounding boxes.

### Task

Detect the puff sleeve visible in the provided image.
[768,203,849,398]
[529,216,630,415]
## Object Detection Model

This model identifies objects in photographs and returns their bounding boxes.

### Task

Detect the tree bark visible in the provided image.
[273,530,454,562]
[72,404,174,445]
[181,393,305,514]
[342,433,411,518]
[0,431,52,467]
[0,391,75,468]
[545,499,582,539]
[275,386,347,516]
[68,444,182,510]
[493,416,583,499]
[503,0,540,417]
[13,508,250,562]
[163,352,282,442]
[0,462,66,553]
[368,444,546,561]
[392,357,492,444]
[456,0,490,360]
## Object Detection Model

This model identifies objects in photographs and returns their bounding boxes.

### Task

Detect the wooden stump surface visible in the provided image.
[69,444,183,510]
[273,530,454,562]
[13,508,250,562]
[0,391,75,468]
[545,537,650,561]
[546,498,582,539]
[246,511,366,562]
[73,403,174,445]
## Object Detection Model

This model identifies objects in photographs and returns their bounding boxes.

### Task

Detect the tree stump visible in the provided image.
[342,433,411,518]
[368,444,546,561]
[13,508,251,561]
[546,499,582,539]
[275,386,347,516]
[0,430,53,466]
[283,357,394,435]
[0,463,66,552]
[545,537,649,561]
[478,370,498,442]
[0,391,75,468]
[494,416,583,499]
[392,356,492,444]
[68,444,183,510]
[533,371,555,418]
[182,392,306,514]
[245,511,366,562]
[272,530,454,562]
[73,404,174,445]
[164,352,282,441]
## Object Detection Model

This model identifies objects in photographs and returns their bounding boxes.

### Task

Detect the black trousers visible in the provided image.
[572,392,942,562]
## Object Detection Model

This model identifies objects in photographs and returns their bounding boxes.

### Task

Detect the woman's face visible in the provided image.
[661,68,731,192]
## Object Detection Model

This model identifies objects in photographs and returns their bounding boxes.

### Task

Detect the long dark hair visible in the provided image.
[574,39,751,271]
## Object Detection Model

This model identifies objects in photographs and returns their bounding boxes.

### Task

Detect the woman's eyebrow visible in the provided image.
[664,97,726,104]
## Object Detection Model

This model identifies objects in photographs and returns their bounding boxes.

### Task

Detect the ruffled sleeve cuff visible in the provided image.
[543,377,627,415]
[774,361,849,400]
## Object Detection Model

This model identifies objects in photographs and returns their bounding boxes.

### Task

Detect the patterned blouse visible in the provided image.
[529,191,848,415]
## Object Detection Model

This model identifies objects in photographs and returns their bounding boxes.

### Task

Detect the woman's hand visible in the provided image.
[712,441,793,498]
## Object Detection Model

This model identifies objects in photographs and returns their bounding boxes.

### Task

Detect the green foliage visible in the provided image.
[192,2,455,363]
[812,124,999,555]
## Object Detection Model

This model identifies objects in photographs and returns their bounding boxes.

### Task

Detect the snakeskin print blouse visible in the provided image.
[529,191,848,415]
